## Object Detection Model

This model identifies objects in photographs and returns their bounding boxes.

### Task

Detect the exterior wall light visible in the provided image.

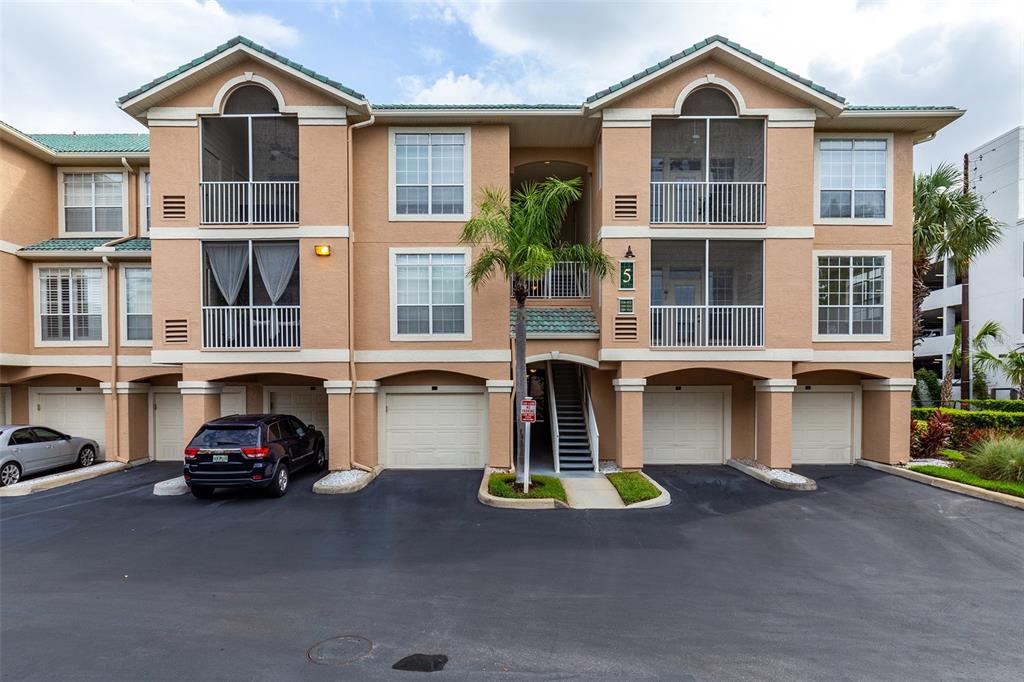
[625,245,635,258]
[314,244,331,257]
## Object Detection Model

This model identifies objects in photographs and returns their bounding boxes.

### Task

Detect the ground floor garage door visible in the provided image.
[266,386,329,443]
[153,392,184,461]
[792,390,855,464]
[33,389,106,456]
[643,390,726,464]
[383,392,487,468]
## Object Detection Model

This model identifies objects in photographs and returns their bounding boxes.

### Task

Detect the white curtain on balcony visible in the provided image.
[253,241,298,304]
[205,242,248,305]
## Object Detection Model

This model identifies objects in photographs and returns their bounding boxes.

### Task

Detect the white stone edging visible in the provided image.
[312,466,383,494]
[727,458,817,491]
[857,459,1024,510]
[153,476,189,496]
[0,461,127,497]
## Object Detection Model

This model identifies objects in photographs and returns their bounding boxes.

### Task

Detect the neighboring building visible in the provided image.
[914,126,1024,398]
[1,35,962,473]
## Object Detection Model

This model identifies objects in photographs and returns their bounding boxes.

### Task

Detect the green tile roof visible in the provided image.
[373,103,580,111]
[115,237,151,251]
[118,36,366,105]
[586,34,845,105]
[512,307,599,335]
[28,133,149,153]
[19,238,108,252]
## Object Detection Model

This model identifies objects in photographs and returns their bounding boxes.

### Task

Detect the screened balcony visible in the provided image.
[200,85,299,225]
[650,239,764,348]
[650,87,765,225]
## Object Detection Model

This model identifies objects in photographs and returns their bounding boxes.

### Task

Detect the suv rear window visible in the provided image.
[189,426,260,449]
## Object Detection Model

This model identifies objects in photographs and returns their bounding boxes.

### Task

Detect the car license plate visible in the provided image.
[212,453,229,463]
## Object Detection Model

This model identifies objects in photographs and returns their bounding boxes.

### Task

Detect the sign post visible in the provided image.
[520,397,537,493]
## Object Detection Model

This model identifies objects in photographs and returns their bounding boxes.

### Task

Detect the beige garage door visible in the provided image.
[383,392,487,469]
[643,390,726,464]
[153,391,184,461]
[792,391,854,464]
[34,389,106,456]
[267,386,329,442]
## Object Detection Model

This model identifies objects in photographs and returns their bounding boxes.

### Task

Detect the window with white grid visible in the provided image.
[38,267,105,342]
[393,131,467,217]
[62,171,125,233]
[395,253,466,335]
[817,255,886,336]
[124,267,152,342]
[819,139,887,220]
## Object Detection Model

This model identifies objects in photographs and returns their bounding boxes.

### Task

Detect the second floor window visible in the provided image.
[394,252,467,337]
[817,255,887,337]
[123,266,152,342]
[391,130,469,219]
[62,171,125,234]
[819,138,888,220]
[38,267,104,343]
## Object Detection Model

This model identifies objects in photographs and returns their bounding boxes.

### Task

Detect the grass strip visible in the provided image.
[488,473,567,503]
[909,466,1024,499]
[606,471,661,505]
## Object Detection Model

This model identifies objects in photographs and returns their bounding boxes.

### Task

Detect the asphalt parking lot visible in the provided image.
[2,462,1022,680]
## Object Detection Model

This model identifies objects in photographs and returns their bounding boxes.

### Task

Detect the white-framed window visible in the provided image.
[33,265,107,346]
[58,168,128,236]
[139,169,151,235]
[814,134,893,225]
[121,265,152,345]
[389,247,471,341]
[388,128,471,221]
[813,251,891,342]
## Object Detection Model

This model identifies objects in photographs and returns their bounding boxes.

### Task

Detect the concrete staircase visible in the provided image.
[549,362,595,471]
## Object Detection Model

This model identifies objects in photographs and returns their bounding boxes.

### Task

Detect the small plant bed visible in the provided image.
[605,472,660,505]
[909,466,1024,499]
[488,473,567,503]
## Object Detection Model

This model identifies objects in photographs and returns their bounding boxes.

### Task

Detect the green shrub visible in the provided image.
[909,465,1024,498]
[938,449,966,461]
[910,408,1024,449]
[488,473,567,502]
[963,399,1024,413]
[961,437,1024,483]
[913,368,942,407]
[911,410,951,459]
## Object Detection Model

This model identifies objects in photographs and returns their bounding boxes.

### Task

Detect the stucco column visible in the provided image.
[754,379,796,469]
[612,378,646,470]
[861,379,915,465]
[486,380,514,469]
[178,381,223,447]
[324,380,352,470]
[100,382,116,461]
[353,381,379,468]
[115,382,149,464]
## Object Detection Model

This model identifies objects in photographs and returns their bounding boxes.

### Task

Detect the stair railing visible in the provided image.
[581,368,600,472]
[546,360,560,474]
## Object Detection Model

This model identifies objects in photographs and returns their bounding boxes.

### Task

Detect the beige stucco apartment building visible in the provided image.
[0,36,963,475]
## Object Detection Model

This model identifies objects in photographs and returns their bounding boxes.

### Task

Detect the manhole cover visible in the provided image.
[307,635,373,666]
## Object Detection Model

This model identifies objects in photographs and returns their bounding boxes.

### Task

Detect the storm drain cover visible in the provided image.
[307,635,373,666]
[392,653,449,672]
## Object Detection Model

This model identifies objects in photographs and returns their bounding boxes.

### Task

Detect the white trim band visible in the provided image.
[353,350,511,363]
[861,378,916,392]
[150,226,349,240]
[485,379,514,393]
[598,226,814,240]
[324,380,353,395]
[354,380,380,394]
[177,381,223,395]
[612,378,647,392]
[754,379,797,392]
[152,349,350,364]
[115,381,150,394]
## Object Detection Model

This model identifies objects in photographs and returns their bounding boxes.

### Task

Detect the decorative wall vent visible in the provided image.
[164,319,188,344]
[162,195,186,220]
[613,316,638,341]
[614,195,638,220]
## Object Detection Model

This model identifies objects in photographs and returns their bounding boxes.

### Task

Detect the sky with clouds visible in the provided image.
[1,0,1020,170]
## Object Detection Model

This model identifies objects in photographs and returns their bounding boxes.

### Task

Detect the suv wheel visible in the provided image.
[0,462,21,487]
[267,462,289,498]
[315,446,327,471]
[190,485,215,499]
[77,446,96,468]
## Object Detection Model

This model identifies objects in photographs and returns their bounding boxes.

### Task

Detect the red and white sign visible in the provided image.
[519,398,537,423]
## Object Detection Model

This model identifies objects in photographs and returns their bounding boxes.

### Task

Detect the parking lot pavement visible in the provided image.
[2,463,1023,680]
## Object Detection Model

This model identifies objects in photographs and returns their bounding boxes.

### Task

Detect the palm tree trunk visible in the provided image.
[911,255,932,347]
[940,363,954,405]
[959,261,971,400]
[513,288,528,486]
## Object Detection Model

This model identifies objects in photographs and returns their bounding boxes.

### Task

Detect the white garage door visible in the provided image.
[220,387,246,417]
[267,386,329,441]
[792,391,854,464]
[383,392,487,469]
[153,391,184,461]
[34,389,106,456]
[643,390,726,464]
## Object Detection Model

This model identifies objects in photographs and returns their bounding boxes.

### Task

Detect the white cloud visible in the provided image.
[402,0,1022,168]
[0,0,299,133]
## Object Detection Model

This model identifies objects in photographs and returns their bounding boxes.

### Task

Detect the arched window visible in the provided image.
[679,87,737,116]
[223,84,279,114]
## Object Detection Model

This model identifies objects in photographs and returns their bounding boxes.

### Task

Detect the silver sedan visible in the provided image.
[0,425,99,486]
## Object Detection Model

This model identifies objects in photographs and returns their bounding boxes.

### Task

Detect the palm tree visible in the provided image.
[461,177,612,488]
[941,320,1002,404]
[912,161,1001,399]
[976,345,1024,399]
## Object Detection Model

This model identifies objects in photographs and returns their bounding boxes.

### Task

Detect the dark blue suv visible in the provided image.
[183,414,326,498]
